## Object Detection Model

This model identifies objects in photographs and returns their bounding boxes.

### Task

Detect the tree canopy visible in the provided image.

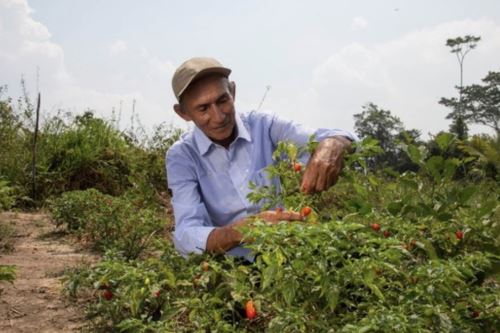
[440,70,500,136]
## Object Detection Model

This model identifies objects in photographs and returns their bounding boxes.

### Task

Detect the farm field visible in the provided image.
[2,0,500,331]
[0,99,498,331]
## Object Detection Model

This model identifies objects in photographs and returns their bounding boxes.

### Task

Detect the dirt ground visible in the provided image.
[0,212,98,333]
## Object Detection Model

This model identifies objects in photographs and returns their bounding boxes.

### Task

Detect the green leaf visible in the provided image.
[363,269,385,301]
[458,185,477,205]
[262,265,277,290]
[425,156,445,182]
[282,279,297,306]
[326,285,340,311]
[435,132,455,151]
[442,158,459,180]
[416,239,438,260]
[407,145,423,164]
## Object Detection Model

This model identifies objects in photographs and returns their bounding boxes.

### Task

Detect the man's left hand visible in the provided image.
[300,136,352,194]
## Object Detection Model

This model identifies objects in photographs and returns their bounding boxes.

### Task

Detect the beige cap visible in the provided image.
[172,57,231,101]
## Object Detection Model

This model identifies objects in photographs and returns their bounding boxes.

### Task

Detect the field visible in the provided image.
[0,93,499,332]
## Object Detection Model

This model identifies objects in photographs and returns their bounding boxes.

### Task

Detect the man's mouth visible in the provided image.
[213,122,231,131]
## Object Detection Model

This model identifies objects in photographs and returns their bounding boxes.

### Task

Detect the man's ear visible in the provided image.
[229,81,236,100]
[173,103,192,121]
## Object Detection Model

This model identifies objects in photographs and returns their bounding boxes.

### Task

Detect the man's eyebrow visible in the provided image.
[216,92,230,101]
[193,92,230,109]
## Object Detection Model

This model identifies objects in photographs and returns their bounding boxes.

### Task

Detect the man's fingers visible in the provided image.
[322,164,340,190]
[257,210,303,223]
[326,170,338,189]
[279,211,303,221]
[301,161,319,193]
[313,164,329,192]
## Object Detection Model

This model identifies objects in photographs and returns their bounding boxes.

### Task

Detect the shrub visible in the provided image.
[50,188,165,259]
[37,112,133,198]
[65,140,500,332]
[0,180,15,211]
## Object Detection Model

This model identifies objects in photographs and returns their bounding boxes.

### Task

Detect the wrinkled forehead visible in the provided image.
[180,74,231,104]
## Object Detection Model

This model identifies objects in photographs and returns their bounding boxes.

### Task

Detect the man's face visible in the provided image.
[174,75,236,146]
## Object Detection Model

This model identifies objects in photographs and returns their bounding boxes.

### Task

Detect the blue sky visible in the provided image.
[1,0,499,137]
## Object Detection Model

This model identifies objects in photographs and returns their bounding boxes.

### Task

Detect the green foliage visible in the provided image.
[0,86,181,207]
[0,90,33,204]
[353,103,421,172]
[0,265,16,283]
[440,70,500,136]
[460,134,500,180]
[65,140,500,332]
[0,264,16,298]
[50,188,165,259]
[0,179,15,211]
[446,35,481,52]
[36,111,133,198]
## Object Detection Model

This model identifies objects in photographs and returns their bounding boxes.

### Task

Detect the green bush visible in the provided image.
[50,188,165,259]
[37,112,133,198]
[0,93,181,207]
[0,180,15,211]
[0,91,33,205]
[65,140,500,332]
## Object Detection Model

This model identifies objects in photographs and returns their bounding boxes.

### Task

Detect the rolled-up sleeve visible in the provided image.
[166,145,215,257]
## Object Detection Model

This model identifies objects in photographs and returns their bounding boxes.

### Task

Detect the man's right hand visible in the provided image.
[205,210,303,253]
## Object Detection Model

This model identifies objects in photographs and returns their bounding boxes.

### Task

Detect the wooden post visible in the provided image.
[31,92,40,202]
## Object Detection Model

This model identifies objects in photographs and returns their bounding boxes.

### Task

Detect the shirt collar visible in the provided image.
[194,112,252,156]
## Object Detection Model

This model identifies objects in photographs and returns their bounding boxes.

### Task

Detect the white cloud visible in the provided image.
[0,0,71,88]
[108,40,128,56]
[351,16,368,30]
[286,18,500,137]
[0,0,181,131]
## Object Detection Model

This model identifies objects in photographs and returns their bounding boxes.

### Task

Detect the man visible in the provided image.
[166,57,356,258]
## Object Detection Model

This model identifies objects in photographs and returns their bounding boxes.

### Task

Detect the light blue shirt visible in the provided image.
[166,111,356,258]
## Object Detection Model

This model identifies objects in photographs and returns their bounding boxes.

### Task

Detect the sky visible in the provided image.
[1,0,499,138]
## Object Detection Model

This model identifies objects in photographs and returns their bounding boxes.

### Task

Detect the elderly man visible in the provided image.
[166,57,356,258]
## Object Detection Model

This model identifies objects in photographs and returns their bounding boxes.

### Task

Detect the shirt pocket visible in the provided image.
[199,172,244,225]
[249,166,275,189]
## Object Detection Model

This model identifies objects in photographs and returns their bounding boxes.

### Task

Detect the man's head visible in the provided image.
[172,57,237,147]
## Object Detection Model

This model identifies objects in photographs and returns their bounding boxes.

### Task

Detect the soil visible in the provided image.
[0,212,98,333]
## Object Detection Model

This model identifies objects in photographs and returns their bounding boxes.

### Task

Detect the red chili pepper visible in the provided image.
[300,206,312,217]
[245,300,257,319]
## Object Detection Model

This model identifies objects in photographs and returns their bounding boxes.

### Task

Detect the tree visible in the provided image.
[444,35,481,139]
[440,70,500,136]
[354,103,404,151]
[462,71,499,135]
[353,103,420,171]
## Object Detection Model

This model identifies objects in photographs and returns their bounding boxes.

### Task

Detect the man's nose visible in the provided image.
[210,104,226,123]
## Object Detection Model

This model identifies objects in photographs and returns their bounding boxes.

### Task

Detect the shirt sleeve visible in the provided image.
[166,145,215,257]
[263,112,358,163]
[267,112,358,146]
